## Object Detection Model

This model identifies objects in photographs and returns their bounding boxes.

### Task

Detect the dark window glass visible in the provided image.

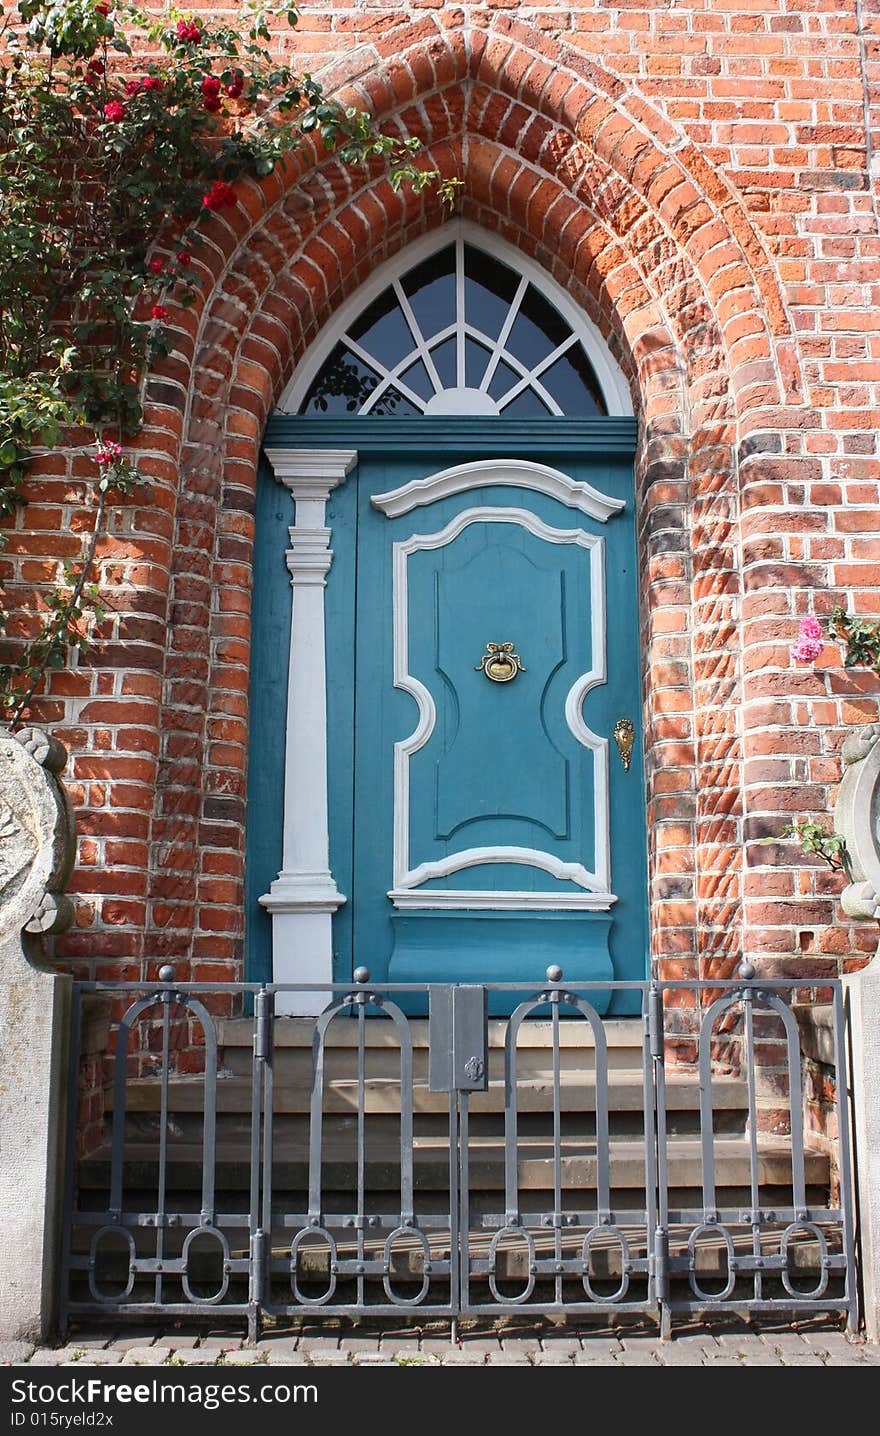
[401,245,456,342]
[463,244,520,340]
[507,283,571,366]
[370,385,420,416]
[428,336,457,389]
[300,343,380,414]
[498,387,552,417]
[540,344,607,416]
[487,356,521,402]
[348,287,414,367]
[465,337,491,389]
[399,358,434,402]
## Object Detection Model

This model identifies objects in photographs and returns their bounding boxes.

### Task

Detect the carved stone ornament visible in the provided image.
[834,723,880,920]
[0,727,75,941]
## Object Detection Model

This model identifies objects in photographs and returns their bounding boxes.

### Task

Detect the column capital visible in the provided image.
[264,448,357,500]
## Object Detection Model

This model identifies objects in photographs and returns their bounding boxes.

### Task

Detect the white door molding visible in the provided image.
[258,447,356,1013]
[389,504,614,911]
[372,458,625,522]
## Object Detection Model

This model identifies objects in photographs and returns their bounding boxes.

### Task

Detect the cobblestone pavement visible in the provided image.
[4,1316,879,1368]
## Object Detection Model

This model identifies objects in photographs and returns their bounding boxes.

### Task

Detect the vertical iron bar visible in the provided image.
[642,987,658,1306]
[357,1000,365,1309]
[58,985,83,1336]
[250,988,271,1327]
[743,990,762,1303]
[261,992,275,1306]
[448,1088,459,1317]
[155,991,175,1303]
[552,996,562,1307]
[650,985,670,1335]
[154,989,173,1307]
[832,985,859,1335]
[697,1000,724,1219]
[459,1091,470,1313]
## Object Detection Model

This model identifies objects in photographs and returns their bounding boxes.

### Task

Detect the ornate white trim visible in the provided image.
[372,458,625,522]
[389,889,617,911]
[276,220,634,417]
[390,505,612,909]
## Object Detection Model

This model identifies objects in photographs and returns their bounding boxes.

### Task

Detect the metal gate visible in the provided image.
[60,967,858,1339]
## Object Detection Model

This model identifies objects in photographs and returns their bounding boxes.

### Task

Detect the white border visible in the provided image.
[372,458,626,521]
[276,220,633,417]
[390,505,615,911]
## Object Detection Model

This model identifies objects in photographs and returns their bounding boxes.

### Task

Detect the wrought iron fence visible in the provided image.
[60,966,858,1341]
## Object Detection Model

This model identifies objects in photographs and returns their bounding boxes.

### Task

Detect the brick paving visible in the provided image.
[6,1317,879,1368]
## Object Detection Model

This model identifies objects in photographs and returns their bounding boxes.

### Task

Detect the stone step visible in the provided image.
[78,1134,828,1194]
[116,1071,749,1118]
[216,1017,648,1080]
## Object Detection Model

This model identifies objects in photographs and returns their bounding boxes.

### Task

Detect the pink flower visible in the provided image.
[176,19,201,43]
[202,180,237,211]
[790,617,824,665]
[102,100,126,122]
[151,304,169,321]
[95,441,122,466]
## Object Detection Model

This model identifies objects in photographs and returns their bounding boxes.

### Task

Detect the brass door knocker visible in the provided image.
[476,642,525,684]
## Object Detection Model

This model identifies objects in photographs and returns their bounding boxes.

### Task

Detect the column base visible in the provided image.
[259,875,345,1016]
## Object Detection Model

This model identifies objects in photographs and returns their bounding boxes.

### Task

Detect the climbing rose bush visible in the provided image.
[0,1,456,722]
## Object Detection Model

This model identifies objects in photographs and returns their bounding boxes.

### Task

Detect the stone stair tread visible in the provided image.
[78,1135,829,1190]
[218,1017,646,1050]
[115,1071,749,1115]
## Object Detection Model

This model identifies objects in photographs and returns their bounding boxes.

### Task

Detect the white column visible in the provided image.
[259,448,357,1015]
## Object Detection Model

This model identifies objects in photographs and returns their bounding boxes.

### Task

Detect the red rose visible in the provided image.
[202,180,237,211]
[176,20,201,43]
[151,304,169,321]
[124,79,140,96]
[200,75,221,97]
[176,251,192,266]
[202,97,222,112]
[149,257,164,273]
[95,4,111,16]
[142,76,163,91]
[87,58,104,75]
[102,101,126,122]
[226,79,243,99]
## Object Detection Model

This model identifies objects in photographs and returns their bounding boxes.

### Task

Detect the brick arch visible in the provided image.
[60,16,810,993]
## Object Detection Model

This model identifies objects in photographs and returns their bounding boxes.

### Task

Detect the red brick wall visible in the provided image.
[5,3,880,1001]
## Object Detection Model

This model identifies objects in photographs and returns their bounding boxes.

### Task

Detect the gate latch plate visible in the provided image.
[428,986,489,1092]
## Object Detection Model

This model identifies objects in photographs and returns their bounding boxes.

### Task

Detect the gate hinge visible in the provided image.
[254,989,274,1062]
[653,1225,670,1303]
[648,986,664,1062]
[250,1228,267,1305]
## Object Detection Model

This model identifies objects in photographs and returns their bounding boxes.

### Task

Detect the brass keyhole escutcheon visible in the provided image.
[613,718,635,772]
[476,642,525,684]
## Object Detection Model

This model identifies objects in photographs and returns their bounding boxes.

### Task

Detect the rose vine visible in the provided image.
[0,1,458,725]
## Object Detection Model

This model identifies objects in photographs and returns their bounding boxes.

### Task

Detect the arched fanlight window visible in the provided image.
[278,223,632,418]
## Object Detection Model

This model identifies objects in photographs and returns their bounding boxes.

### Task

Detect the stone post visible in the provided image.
[834,723,880,1342]
[0,728,76,1342]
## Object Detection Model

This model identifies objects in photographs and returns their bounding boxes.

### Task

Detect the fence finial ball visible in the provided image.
[353,967,371,985]
[737,961,756,981]
[546,965,563,984]
[158,965,175,983]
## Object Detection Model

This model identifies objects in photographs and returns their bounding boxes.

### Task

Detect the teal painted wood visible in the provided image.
[246,421,648,1011]
[265,415,637,455]
[244,458,292,986]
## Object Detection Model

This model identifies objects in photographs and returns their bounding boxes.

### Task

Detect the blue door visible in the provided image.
[246,419,648,1013]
